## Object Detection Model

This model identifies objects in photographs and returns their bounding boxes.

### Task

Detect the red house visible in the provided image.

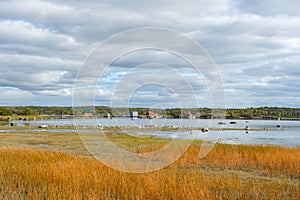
[147,111,158,119]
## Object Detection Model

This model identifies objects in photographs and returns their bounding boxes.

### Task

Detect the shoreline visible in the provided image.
[0,125,299,145]
[0,124,284,131]
[0,127,299,157]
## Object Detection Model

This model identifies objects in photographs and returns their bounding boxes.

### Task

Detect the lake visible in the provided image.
[3,118,300,147]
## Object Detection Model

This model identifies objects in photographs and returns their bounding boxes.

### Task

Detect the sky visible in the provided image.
[0,0,299,108]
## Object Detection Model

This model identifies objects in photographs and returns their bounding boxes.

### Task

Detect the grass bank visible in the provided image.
[0,140,299,199]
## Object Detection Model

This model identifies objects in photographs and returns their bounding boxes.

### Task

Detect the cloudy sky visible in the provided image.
[0,0,299,108]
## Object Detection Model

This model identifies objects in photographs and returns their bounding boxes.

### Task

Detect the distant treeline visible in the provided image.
[0,106,300,119]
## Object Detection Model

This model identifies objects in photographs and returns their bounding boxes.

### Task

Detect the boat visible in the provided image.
[201,127,209,132]
[39,124,48,128]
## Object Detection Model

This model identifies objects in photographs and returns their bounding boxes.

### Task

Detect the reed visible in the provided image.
[0,144,299,199]
[177,144,300,179]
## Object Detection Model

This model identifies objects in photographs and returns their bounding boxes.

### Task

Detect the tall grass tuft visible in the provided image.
[0,144,299,199]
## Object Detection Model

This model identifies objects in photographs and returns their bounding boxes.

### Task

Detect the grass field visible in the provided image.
[0,128,299,199]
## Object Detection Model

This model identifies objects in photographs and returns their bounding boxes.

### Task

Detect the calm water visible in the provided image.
[152,129,300,147]
[3,118,300,147]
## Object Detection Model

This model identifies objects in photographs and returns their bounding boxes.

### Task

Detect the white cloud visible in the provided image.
[0,19,88,58]
[0,0,299,107]
[0,87,33,105]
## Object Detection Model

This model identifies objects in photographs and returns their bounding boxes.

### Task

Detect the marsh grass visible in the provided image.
[0,128,299,199]
[178,144,300,179]
[0,143,299,199]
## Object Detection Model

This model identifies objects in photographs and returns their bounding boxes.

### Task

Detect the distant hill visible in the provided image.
[0,106,300,120]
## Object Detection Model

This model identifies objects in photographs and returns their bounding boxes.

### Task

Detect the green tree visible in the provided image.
[21,108,32,115]
[0,107,12,116]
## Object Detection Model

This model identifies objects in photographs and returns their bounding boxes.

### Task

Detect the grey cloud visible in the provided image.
[0,0,299,107]
[237,0,300,17]
[0,87,34,105]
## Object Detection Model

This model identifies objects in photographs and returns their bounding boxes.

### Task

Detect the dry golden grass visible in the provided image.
[178,144,300,179]
[0,144,299,200]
